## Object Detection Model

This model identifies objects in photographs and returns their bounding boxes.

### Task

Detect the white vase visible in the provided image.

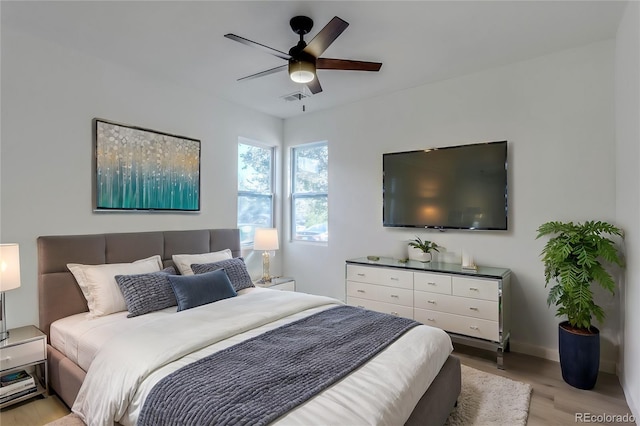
[408,246,432,262]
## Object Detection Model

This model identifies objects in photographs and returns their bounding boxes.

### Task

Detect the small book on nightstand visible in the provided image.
[0,370,37,401]
[1,370,34,388]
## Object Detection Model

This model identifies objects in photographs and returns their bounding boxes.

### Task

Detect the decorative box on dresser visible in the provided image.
[346,257,511,368]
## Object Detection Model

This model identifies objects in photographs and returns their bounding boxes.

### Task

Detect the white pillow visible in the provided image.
[68,255,163,318]
[172,249,233,276]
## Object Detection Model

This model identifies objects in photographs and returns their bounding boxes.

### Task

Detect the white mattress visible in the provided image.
[50,303,177,371]
[63,288,452,426]
[50,288,256,371]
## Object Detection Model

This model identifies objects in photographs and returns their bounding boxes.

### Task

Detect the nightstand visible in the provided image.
[0,325,48,408]
[255,277,296,292]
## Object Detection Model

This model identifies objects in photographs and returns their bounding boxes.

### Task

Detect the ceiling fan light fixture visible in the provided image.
[289,60,315,83]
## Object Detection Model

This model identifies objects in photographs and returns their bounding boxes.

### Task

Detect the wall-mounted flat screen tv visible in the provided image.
[383,141,507,230]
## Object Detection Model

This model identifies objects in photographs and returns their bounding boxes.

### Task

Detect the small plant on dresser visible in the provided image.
[407,236,439,262]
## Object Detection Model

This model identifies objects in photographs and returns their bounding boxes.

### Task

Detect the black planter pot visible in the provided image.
[558,321,600,390]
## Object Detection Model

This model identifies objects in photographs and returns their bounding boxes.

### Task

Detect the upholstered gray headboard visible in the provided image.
[37,229,240,338]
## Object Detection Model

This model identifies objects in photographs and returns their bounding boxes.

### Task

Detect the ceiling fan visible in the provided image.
[224,16,382,95]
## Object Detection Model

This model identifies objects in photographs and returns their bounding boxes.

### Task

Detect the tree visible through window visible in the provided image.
[292,142,328,242]
[238,140,274,246]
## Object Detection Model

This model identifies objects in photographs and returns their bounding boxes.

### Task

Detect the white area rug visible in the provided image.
[446,365,532,426]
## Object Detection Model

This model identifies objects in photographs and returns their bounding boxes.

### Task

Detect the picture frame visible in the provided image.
[94,118,201,212]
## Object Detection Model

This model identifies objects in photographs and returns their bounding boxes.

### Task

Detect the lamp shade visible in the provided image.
[253,228,279,251]
[289,60,315,84]
[0,244,21,292]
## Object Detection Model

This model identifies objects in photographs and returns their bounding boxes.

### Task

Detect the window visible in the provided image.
[237,139,274,246]
[291,142,328,242]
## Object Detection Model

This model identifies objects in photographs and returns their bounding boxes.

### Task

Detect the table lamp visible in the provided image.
[253,228,279,283]
[0,244,21,341]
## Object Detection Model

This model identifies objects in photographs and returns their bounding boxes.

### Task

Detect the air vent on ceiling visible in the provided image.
[281,91,309,102]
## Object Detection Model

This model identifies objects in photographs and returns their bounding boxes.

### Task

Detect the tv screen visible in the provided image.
[383,141,507,230]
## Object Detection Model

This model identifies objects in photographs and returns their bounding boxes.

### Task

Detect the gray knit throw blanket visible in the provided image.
[138,305,419,426]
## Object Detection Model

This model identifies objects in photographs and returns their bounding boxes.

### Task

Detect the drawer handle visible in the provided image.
[357,305,365,308]
[390,294,399,298]
[469,326,479,330]
[469,307,479,311]
[390,311,399,316]
[469,287,479,291]
[1,356,11,363]
[427,282,437,286]
[427,300,436,304]
[357,289,366,293]
[390,277,399,281]
[427,318,435,322]
[357,273,365,277]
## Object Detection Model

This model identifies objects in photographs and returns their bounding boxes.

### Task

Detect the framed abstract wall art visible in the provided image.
[94,119,201,212]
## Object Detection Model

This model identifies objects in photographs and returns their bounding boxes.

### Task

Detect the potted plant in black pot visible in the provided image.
[536,220,624,390]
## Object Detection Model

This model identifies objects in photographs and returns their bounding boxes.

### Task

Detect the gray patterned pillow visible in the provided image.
[191,258,254,291]
[115,267,177,318]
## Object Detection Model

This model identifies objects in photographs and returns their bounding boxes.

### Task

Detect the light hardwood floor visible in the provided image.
[0,344,634,426]
[454,344,633,425]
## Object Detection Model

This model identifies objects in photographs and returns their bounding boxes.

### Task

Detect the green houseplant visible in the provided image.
[407,236,439,262]
[536,220,624,389]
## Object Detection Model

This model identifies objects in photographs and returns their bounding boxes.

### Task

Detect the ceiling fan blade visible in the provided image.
[303,16,349,58]
[237,64,288,81]
[307,77,323,95]
[317,58,382,72]
[224,34,291,61]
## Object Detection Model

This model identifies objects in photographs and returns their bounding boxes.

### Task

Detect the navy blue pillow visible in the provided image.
[167,269,237,312]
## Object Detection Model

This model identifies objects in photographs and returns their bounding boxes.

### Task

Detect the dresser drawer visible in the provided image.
[414,308,499,341]
[376,285,413,307]
[346,281,378,300]
[414,291,498,321]
[347,281,413,307]
[0,339,46,371]
[414,272,452,294]
[452,277,499,301]
[346,265,413,289]
[347,296,414,320]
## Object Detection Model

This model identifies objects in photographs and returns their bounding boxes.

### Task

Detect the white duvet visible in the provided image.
[72,288,452,426]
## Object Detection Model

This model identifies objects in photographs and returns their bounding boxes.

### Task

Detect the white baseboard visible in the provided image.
[619,372,640,421]
[510,339,617,374]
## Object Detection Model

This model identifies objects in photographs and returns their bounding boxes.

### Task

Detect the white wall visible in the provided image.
[1,11,631,393]
[0,29,284,329]
[615,1,640,419]
[283,41,621,370]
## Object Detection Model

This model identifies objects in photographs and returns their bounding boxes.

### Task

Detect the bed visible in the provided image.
[38,229,461,425]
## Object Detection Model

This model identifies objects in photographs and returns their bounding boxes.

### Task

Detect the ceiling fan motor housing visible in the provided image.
[288,39,317,83]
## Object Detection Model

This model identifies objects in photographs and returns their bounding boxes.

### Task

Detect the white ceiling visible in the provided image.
[2,1,627,119]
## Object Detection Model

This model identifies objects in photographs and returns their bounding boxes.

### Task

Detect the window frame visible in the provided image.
[290,141,328,243]
[237,138,275,247]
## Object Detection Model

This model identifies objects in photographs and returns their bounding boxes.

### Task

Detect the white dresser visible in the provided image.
[346,257,511,368]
